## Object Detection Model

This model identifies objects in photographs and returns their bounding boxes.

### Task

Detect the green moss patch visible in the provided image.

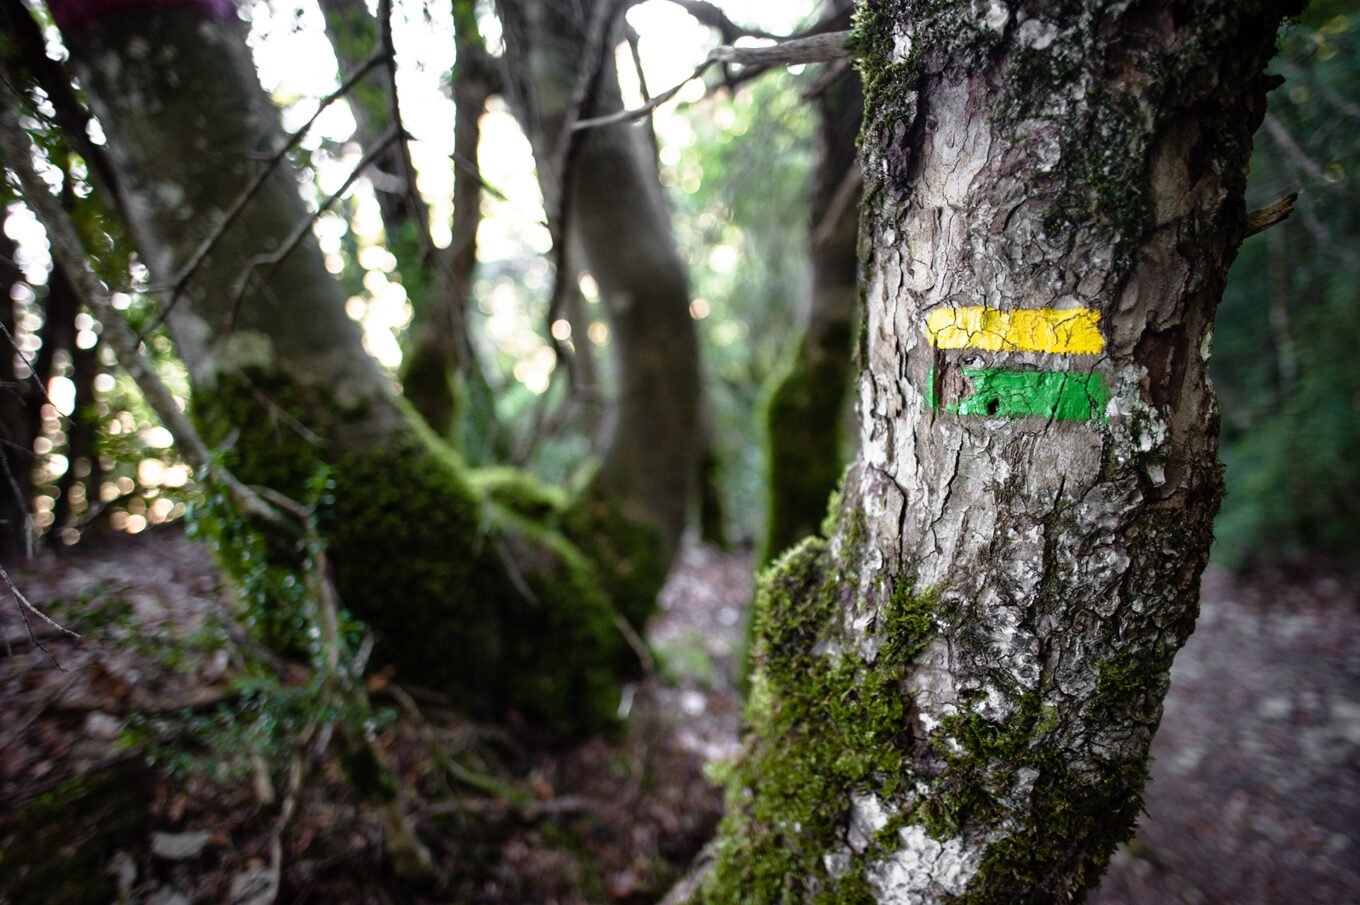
[191,370,628,735]
[702,538,938,903]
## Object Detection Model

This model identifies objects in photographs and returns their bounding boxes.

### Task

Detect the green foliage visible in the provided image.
[1213,7,1360,570]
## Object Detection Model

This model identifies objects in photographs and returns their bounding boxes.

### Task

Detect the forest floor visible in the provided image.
[1,527,1357,903]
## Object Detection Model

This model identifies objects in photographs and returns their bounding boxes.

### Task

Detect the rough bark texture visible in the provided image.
[701,1,1300,902]
[47,0,631,732]
[497,0,701,578]
[760,17,862,567]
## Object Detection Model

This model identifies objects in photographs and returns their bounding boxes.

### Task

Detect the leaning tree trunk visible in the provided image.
[699,1,1300,902]
[44,0,631,733]
[497,0,701,624]
[760,8,862,567]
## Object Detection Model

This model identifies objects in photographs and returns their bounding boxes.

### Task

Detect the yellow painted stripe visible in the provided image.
[925,306,1105,355]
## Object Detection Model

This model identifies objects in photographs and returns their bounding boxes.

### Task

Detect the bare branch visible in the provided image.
[1,561,79,667]
[0,77,286,530]
[140,49,385,342]
[573,30,854,132]
[709,30,854,66]
[1245,192,1298,237]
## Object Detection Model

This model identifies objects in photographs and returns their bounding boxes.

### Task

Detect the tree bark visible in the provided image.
[699,1,1300,901]
[496,0,701,595]
[45,0,629,733]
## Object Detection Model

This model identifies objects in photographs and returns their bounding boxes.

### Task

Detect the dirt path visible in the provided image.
[1091,568,1360,904]
[2,532,1356,902]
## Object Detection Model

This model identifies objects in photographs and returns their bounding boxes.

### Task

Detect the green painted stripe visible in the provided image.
[927,367,1109,422]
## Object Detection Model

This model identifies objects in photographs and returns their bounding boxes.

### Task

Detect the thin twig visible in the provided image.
[141,50,385,343]
[0,317,59,412]
[572,30,854,132]
[0,561,78,667]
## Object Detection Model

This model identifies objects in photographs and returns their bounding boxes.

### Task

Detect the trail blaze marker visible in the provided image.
[927,367,1110,422]
[925,306,1105,356]
[923,306,1108,423]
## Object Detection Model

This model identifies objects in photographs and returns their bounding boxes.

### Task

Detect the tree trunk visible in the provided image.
[317,0,500,450]
[760,18,862,567]
[0,230,35,558]
[46,0,629,733]
[496,0,701,609]
[699,1,1299,901]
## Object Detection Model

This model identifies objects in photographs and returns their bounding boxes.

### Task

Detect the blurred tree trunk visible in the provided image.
[318,0,501,455]
[44,0,632,733]
[698,1,1299,901]
[0,230,35,558]
[759,8,861,567]
[496,0,701,615]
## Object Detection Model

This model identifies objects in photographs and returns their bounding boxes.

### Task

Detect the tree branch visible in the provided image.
[0,77,285,531]
[227,128,401,330]
[572,30,853,132]
[1245,192,1298,237]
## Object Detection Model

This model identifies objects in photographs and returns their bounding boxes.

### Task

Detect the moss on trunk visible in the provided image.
[193,369,626,733]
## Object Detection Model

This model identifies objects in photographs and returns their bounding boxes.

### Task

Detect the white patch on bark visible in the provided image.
[866,825,981,902]
[892,26,915,64]
[974,0,1010,32]
[1017,18,1058,50]
[907,637,959,734]
[848,792,892,852]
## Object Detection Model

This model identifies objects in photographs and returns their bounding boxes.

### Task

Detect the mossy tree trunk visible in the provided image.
[46,0,629,733]
[496,0,701,589]
[700,1,1299,901]
[760,4,862,567]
